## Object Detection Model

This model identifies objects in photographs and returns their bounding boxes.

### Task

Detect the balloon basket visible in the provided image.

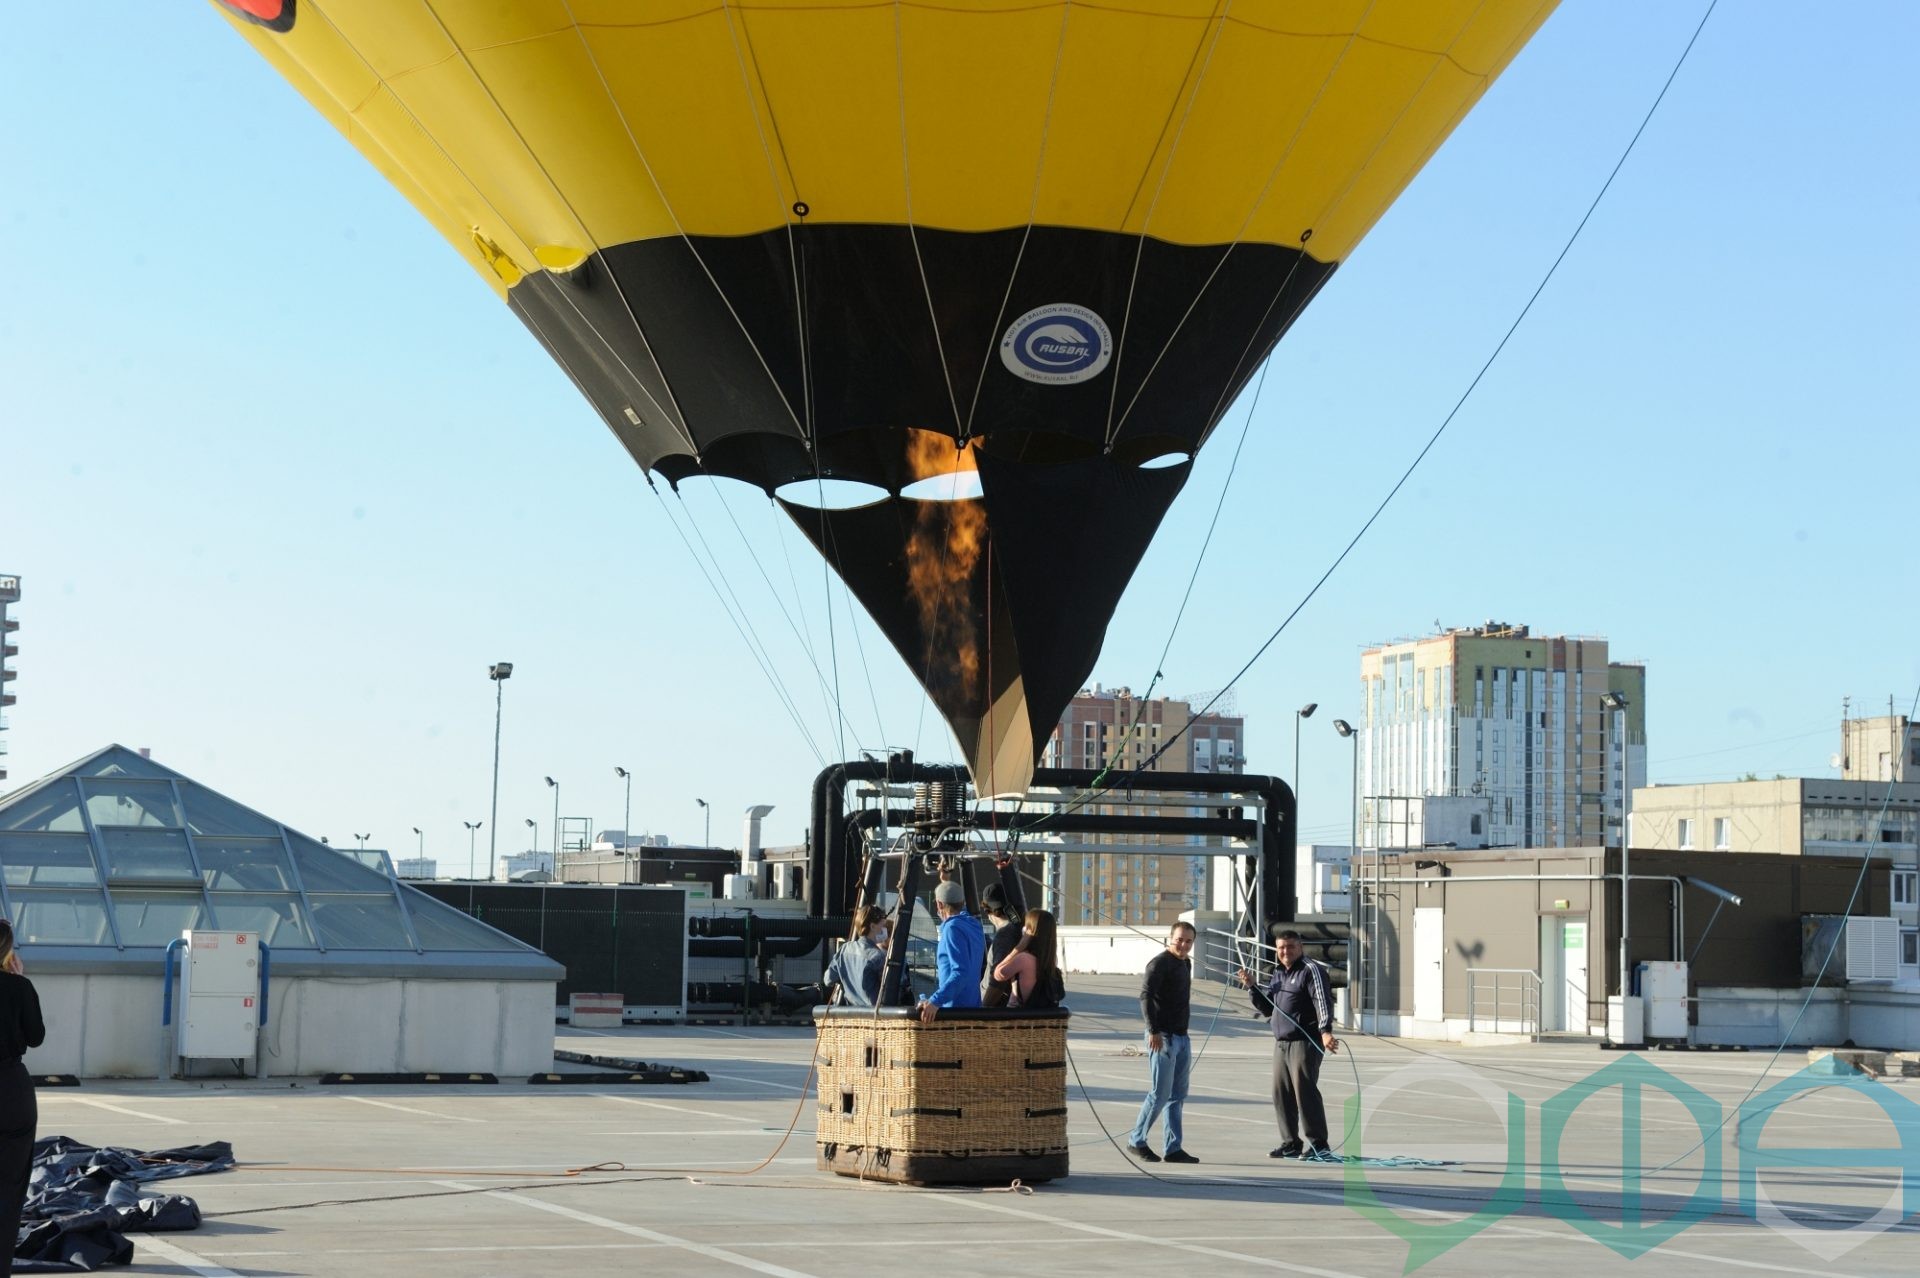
[813,1006,1070,1185]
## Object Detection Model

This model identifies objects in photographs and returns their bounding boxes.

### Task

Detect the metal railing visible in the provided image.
[1465,967,1540,1040]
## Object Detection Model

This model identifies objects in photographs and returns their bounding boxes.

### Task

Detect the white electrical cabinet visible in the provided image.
[178,930,262,1059]
[1638,960,1689,1040]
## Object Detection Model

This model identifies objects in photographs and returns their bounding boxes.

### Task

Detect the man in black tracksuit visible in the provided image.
[1237,929,1339,1158]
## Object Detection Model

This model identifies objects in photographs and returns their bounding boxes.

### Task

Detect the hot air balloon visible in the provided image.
[211,0,1556,794]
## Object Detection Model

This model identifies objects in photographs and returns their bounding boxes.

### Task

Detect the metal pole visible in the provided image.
[1347,735,1359,1026]
[1253,800,1266,970]
[552,782,561,866]
[1616,706,1629,1000]
[1371,839,1382,1030]
[1294,713,1303,830]
[623,773,632,862]
[489,678,504,881]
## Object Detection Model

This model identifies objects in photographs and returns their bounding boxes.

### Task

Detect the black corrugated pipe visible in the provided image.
[809,762,1295,936]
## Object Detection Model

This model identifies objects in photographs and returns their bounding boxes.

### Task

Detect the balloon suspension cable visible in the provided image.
[1128,0,1727,782]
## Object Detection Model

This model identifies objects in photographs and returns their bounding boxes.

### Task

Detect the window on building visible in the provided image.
[1902,928,1919,969]
[1713,818,1730,850]
[1894,871,1918,907]
[1678,818,1695,850]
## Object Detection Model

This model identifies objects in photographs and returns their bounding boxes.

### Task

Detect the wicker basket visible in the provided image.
[814,1005,1070,1185]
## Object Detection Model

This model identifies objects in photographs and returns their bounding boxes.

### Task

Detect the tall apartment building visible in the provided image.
[1037,686,1245,927]
[0,573,18,784]
[1358,623,1645,850]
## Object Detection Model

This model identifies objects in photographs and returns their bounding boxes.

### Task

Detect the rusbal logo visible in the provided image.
[999,304,1113,385]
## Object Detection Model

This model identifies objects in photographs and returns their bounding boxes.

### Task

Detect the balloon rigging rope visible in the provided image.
[892,0,966,439]
[711,483,870,756]
[649,486,828,767]
[396,0,704,457]
[555,0,811,440]
[1102,0,1237,449]
[960,0,1077,443]
[987,0,1720,909]
[679,490,828,757]
[790,500,892,754]
[505,258,692,457]
[1126,0,1726,780]
[717,0,815,453]
[1118,0,1477,440]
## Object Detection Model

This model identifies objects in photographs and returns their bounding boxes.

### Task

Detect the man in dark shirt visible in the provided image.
[1126,922,1200,1164]
[1237,929,1339,1158]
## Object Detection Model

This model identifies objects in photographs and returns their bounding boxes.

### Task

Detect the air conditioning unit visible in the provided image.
[1801,915,1900,985]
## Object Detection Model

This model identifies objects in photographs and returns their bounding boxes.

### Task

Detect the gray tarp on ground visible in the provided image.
[17,1137,232,1272]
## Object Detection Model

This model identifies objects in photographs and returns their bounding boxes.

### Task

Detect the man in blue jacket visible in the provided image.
[1237,929,1340,1157]
[919,879,984,1024]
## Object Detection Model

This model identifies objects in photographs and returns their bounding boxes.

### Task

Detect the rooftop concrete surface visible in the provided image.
[35,976,1917,1277]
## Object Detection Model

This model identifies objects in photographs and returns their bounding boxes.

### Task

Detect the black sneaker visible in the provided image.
[1127,1142,1161,1162]
[1301,1145,1337,1162]
[1270,1144,1303,1159]
[1164,1149,1200,1164]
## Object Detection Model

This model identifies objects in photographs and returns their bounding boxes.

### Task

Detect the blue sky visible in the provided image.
[3,2,1916,863]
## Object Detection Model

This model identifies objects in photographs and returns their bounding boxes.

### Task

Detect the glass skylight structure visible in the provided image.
[0,745,550,972]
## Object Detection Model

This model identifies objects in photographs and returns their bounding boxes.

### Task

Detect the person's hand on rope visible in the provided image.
[1233,967,1253,989]
[1321,1031,1340,1055]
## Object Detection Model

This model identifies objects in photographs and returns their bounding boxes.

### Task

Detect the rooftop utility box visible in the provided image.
[179,930,261,1059]
[1801,916,1900,985]
[1638,960,1690,1040]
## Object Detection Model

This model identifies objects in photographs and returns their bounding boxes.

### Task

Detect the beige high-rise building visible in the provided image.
[1359,623,1645,850]
[1037,686,1244,926]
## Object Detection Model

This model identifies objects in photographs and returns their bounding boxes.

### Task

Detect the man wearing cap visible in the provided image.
[919,879,985,1024]
[979,882,1023,1008]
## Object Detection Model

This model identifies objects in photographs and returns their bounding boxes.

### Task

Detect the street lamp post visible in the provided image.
[462,820,483,879]
[411,826,423,860]
[1333,718,1358,1027]
[353,832,370,849]
[1293,703,1318,829]
[546,776,560,863]
[488,663,513,881]
[1601,690,1632,1003]
[525,817,539,858]
[615,766,632,856]
[696,797,710,848]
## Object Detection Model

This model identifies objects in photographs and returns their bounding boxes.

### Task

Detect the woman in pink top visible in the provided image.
[991,909,1062,1009]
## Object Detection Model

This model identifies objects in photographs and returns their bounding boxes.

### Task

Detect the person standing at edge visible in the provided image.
[1237,929,1339,1159]
[979,882,1024,1008]
[918,880,983,1025]
[0,921,46,1277]
[1127,921,1200,1164]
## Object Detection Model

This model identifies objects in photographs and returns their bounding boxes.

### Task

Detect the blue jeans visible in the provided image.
[1128,1033,1193,1153]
